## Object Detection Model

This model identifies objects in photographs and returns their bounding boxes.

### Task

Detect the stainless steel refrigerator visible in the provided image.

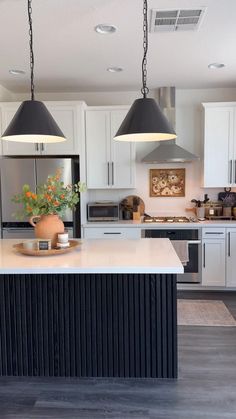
[0,156,80,239]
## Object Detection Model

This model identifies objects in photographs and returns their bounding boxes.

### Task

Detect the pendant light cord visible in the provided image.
[28,0,35,100]
[141,0,149,98]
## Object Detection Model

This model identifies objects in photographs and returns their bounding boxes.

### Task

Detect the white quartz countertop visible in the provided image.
[0,239,183,275]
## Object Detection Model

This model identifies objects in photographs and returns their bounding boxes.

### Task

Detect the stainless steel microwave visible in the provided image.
[87,202,120,221]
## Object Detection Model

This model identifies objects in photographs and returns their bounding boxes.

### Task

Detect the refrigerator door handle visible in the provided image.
[3,228,33,231]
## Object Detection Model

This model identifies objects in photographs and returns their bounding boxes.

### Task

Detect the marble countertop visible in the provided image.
[0,239,184,275]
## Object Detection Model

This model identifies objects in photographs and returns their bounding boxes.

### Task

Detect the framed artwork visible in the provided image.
[150,168,185,197]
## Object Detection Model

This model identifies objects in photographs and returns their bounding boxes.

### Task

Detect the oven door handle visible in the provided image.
[187,240,201,244]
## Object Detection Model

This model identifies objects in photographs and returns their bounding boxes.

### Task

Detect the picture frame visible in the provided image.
[150,168,185,197]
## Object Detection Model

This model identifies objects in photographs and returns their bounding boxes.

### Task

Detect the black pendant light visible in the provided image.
[1,0,65,143]
[114,0,176,142]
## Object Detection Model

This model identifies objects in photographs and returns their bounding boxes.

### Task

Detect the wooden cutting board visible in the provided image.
[120,195,145,215]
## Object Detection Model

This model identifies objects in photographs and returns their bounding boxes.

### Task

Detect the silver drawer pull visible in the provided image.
[104,232,121,235]
[204,232,224,235]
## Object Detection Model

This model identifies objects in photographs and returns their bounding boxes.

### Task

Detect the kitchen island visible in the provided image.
[0,239,183,378]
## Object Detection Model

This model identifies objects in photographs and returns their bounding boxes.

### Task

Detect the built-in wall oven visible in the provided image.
[142,229,201,283]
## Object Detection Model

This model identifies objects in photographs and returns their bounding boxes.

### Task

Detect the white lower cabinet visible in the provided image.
[83,227,141,239]
[202,228,226,287]
[226,228,236,287]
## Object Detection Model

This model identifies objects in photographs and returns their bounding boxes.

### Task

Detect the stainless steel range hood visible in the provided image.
[142,87,199,163]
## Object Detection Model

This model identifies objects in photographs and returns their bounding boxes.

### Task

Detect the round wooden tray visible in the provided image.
[13,239,81,256]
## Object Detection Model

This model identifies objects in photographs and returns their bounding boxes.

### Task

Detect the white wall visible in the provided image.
[14,89,154,106]
[0,85,15,101]
[12,87,236,216]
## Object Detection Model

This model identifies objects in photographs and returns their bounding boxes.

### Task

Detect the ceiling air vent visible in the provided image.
[150,8,206,32]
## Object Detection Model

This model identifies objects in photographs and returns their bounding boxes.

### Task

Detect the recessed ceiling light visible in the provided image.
[95,24,117,34]
[9,69,26,75]
[107,67,123,73]
[208,63,225,69]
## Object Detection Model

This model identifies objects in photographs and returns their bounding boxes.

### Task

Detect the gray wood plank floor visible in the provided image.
[0,291,236,419]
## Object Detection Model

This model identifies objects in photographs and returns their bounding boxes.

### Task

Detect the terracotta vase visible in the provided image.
[29,214,65,248]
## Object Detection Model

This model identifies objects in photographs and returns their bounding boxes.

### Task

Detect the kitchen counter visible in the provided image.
[1,238,183,274]
[83,219,236,228]
[0,238,180,379]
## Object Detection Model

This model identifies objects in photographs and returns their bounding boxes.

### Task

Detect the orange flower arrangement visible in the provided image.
[12,168,86,220]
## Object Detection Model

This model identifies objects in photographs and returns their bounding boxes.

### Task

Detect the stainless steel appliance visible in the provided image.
[0,156,80,239]
[87,202,119,221]
[143,215,195,223]
[141,219,201,283]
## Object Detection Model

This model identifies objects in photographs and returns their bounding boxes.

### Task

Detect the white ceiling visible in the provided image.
[0,0,235,93]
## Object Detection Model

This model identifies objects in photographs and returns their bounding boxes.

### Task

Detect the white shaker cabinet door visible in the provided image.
[42,103,82,155]
[110,110,135,188]
[85,107,135,189]
[86,110,111,188]
[1,103,40,155]
[1,102,84,156]
[202,239,226,286]
[226,229,236,287]
[203,106,234,187]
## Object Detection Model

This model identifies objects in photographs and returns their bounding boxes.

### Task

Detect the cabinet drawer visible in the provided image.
[202,228,225,238]
[83,227,141,239]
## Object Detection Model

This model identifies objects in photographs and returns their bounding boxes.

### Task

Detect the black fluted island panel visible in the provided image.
[0,273,177,378]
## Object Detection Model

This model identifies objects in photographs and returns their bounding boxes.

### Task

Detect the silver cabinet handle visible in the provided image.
[228,232,231,257]
[41,143,45,152]
[229,160,233,183]
[205,232,224,235]
[112,161,114,185]
[35,143,39,151]
[104,232,121,235]
[107,162,110,185]
[203,243,206,268]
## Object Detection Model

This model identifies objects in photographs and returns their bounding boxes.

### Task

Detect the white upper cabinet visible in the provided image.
[1,103,37,155]
[202,103,236,187]
[0,101,85,156]
[85,107,136,189]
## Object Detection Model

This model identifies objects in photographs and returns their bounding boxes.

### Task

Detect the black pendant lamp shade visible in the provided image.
[1,0,66,144]
[114,0,176,142]
[114,97,176,142]
[2,100,65,143]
